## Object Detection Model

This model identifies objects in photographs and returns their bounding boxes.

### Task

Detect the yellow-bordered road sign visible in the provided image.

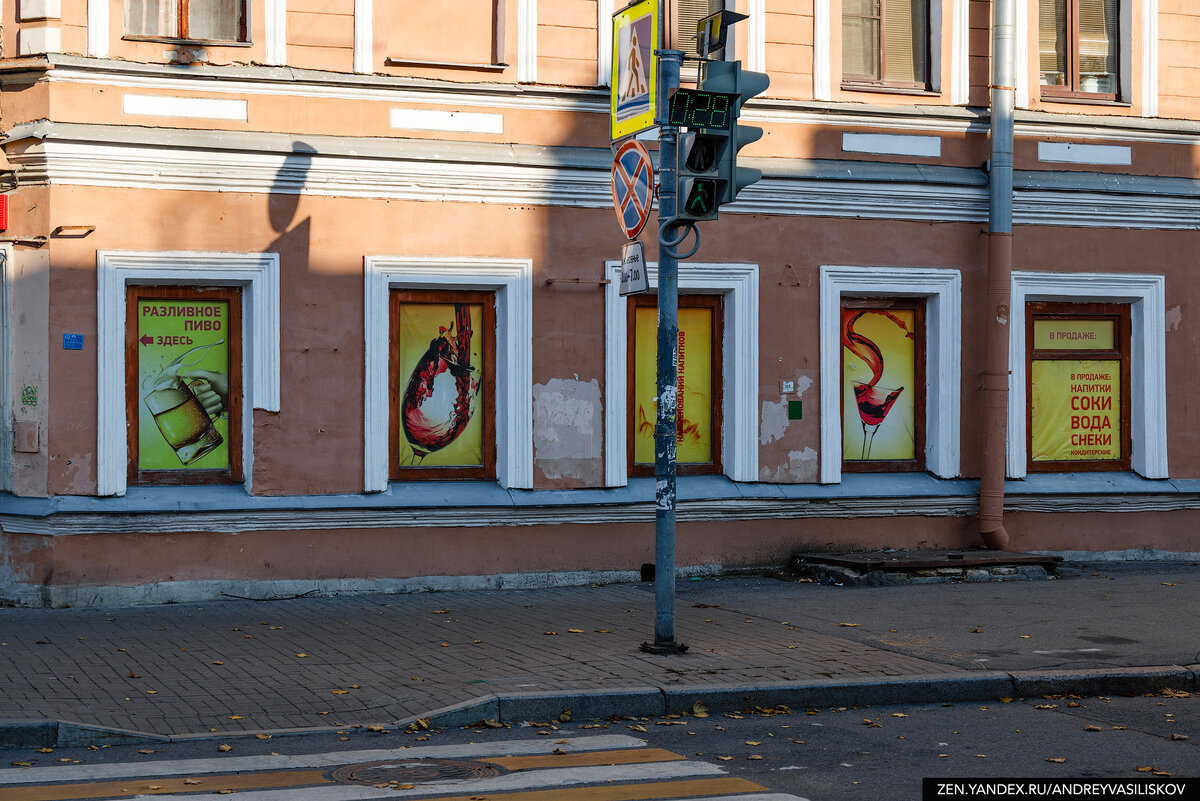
[611,0,658,142]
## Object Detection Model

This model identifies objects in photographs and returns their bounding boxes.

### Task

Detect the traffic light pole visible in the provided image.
[643,46,688,655]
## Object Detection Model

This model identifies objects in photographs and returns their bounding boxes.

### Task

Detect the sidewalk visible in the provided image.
[1,561,1197,746]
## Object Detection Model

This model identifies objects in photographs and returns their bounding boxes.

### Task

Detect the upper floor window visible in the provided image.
[125,0,247,43]
[842,0,930,90]
[1039,0,1118,100]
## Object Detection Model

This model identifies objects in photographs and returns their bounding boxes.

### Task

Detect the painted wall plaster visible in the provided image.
[759,373,817,482]
[532,377,602,485]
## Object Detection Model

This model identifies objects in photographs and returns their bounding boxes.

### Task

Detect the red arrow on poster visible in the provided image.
[139,335,154,346]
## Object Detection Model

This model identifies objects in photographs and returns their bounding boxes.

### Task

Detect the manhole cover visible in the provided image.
[330,758,504,785]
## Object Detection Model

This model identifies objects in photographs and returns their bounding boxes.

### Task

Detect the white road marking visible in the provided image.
[1031,648,1105,655]
[0,734,646,785]
[114,760,729,800]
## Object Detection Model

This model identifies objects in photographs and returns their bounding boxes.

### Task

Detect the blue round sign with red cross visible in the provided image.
[611,139,654,239]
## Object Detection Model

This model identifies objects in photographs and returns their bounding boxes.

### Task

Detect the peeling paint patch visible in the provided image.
[533,378,601,481]
[794,375,814,397]
[759,447,818,483]
[1166,305,1182,332]
[760,400,789,445]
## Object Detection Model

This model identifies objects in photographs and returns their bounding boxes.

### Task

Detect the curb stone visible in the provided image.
[1,666,1192,749]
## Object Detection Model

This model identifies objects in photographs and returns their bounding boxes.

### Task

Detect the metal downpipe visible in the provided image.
[981,0,1015,550]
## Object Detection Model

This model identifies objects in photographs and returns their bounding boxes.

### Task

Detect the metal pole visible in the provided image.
[642,46,687,655]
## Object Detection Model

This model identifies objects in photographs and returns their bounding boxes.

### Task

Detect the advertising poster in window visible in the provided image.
[1031,360,1122,462]
[634,306,713,464]
[137,300,231,471]
[842,308,916,461]
[396,302,485,468]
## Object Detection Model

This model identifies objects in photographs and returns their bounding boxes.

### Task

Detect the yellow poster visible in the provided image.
[842,308,916,461]
[634,306,713,465]
[1031,360,1121,462]
[1033,319,1115,350]
[396,302,485,468]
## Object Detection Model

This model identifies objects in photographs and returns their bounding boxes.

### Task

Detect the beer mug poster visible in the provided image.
[137,299,232,471]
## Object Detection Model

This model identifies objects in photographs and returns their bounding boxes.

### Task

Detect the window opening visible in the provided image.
[127,286,243,485]
[1038,0,1119,99]
[842,0,931,89]
[841,298,926,471]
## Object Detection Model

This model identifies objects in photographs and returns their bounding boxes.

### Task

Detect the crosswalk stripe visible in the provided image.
[482,748,686,771]
[74,760,734,801]
[1,747,693,801]
[0,735,646,786]
[0,769,329,801]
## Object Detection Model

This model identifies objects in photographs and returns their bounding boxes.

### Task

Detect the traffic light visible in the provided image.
[675,129,728,221]
[699,60,770,204]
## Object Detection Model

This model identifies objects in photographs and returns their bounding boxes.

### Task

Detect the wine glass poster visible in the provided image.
[396,302,485,468]
[842,308,916,462]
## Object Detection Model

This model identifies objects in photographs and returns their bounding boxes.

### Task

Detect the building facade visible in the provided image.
[1,0,1197,606]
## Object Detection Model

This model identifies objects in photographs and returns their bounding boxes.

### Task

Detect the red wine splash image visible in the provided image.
[401,304,480,459]
[842,309,912,458]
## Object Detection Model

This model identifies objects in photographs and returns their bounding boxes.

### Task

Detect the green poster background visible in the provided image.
[137,299,231,471]
[396,302,485,468]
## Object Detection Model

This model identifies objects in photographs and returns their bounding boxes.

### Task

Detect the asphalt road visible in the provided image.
[2,688,1193,800]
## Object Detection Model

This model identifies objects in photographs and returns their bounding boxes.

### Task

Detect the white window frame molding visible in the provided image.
[597,0,612,86]
[87,0,109,57]
[819,265,962,485]
[951,0,968,103]
[1141,0,1158,117]
[1008,270,1167,479]
[96,251,281,497]
[813,0,831,100]
[518,0,537,82]
[0,246,12,492]
[363,256,533,492]
[266,0,287,66]
[747,0,766,73]
[603,261,758,487]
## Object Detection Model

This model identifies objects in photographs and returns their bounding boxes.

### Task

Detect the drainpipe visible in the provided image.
[980,0,1014,550]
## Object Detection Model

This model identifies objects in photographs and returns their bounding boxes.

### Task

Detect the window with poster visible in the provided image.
[1027,302,1131,472]
[126,286,242,485]
[841,298,925,471]
[628,294,723,477]
[390,289,496,480]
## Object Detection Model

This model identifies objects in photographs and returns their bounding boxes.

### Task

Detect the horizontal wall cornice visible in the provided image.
[10,123,1200,229]
[5,492,1200,535]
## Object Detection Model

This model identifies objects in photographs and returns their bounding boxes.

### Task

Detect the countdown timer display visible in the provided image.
[667,88,737,130]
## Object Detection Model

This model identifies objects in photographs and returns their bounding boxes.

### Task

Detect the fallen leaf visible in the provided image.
[228,715,244,720]
[553,748,566,755]
[999,698,1013,703]
[692,702,709,718]
[295,653,310,658]
[567,629,585,634]
[212,661,224,665]
[434,609,450,614]
[146,690,158,694]
[367,725,388,733]
[543,631,557,636]
[1083,725,1103,732]
[969,627,983,634]
[1113,726,1127,730]
[417,718,430,729]
[1154,772,1173,777]
[138,749,157,754]
[716,756,733,761]
[839,622,860,627]
[10,762,31,767]
[1162,583,1177,586]
[628,724,646,732]
[256,734,271,740]
[36,748,53,754]
[1046,757,1067,763]
[1035,704,1058,710]
[748,754,763,760]
[1172,734,1188,741]
[1136,766,1156,773]
[892,713,908,718]
[595,629,612,633]
[217,744,232,752]
[332,690,349,694]
[218,791,235,795]
[746,741,761,746]
[974,754,987,758]
[184,778,203,785]
[938,754,948,758]
[128,672,141,678]
[559,709,572,722]
[440,642,450,647]
[1020,635,1031,639]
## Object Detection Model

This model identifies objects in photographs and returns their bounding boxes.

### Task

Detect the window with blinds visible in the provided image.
[1038,0,1118,98]
[842,0,929,89]
[125,0,246,42]
[672,0,723,58]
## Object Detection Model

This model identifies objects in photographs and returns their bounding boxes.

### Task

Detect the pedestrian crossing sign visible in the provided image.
[611,0,658,142]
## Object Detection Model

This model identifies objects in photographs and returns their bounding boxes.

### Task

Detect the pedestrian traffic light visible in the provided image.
[699,60,770,204]
[675,129,728,221]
